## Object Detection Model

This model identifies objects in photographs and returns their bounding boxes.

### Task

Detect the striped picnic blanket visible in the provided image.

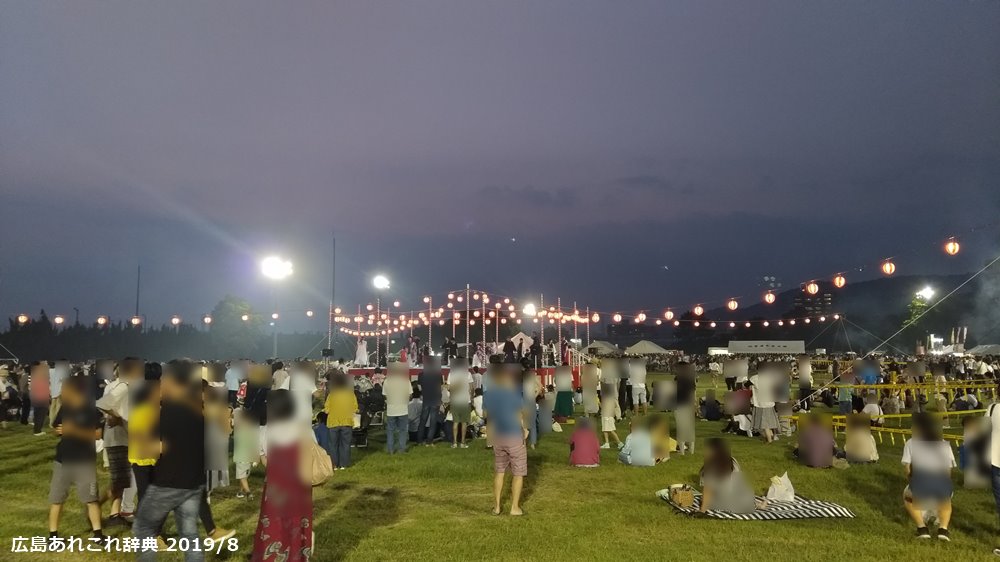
[655,489,855,520]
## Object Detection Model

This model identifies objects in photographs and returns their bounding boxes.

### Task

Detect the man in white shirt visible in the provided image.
[383,362,413,454]
[628,358,648,415]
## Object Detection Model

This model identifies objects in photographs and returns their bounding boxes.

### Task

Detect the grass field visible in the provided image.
[1,377,999,562]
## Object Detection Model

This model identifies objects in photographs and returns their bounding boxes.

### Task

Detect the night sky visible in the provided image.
[2,1,998,330]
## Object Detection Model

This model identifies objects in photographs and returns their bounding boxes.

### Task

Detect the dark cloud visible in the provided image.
[0,1,997,330]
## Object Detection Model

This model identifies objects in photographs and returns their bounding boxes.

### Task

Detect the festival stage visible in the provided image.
[348,366,581,386]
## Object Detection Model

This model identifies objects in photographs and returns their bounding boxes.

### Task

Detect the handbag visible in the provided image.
[299,434,333,487]
[669,484,695,508]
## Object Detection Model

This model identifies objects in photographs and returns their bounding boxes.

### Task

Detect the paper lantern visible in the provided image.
[833,274,846,289]
[306,310,314,317]
[96,315,108,326]
[613,313,622,323]
[764,292,776,304]
[423,296,430,303]
[202,315,212,324]
[591,313,600,323]
[805,282,819,295]
[130,316,142,326]
[944,239,960,256]
[170,316,181,326]
[881,260,895,276]
[664,309,674,321]
[692,305,704,316]
[655,319,662,325]
[727,299,738,311]
[637,312,647,322]
[53,315,65,325]
[366,303,374,311]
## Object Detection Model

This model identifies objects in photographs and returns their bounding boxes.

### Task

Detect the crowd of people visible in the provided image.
[2,348,1000,559]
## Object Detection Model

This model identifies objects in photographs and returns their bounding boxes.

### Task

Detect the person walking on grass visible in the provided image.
[902,412,955,541]
[484,365,528,515]
[599,381,622,450]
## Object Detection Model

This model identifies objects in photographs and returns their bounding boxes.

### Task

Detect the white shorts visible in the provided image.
[601,416,617,433]
[631,385,647,405]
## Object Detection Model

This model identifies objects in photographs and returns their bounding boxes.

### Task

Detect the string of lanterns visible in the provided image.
[10,233,967,332]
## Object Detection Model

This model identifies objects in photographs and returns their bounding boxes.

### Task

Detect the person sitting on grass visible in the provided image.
[844,414,879,464]
[697,437,756,514]
[48,375,103,541]
[649,414,676,463]
[902,412,956,541]
[699,389,723,421]
[618,418,655,467]
[599,381,622,450]
[794,413,836,468]
[569,417,600,467]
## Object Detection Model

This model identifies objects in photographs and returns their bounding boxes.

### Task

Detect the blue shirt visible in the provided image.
[225,368,241,391]
[484,386,523,438]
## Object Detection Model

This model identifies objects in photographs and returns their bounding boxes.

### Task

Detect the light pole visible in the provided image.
[373,275,390,366]
[261,256,293,358]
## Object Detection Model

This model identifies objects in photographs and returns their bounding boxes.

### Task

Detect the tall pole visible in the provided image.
[481,295,486,346]
[327,233,336,354]
[356,305,361,345]
[427,297,433,351]
[465,284,471,358]
[271,286,278,358]
[557,297,562,344]
[376,296,381,367]
[134,264,141,317]
[539,293,544,348]
[573,301,578,343]
[586,306,591,345]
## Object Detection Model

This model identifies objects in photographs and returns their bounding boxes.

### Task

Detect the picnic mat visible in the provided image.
[655,489,855,520]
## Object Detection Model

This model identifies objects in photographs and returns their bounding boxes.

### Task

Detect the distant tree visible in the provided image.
[209,295,262,358]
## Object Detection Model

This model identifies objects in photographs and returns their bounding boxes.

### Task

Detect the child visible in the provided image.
[844,414,879,463]
[48,376,103,540]
[861,393,884,426]
[619,418,655,466]
[794,413,835,468]
[568,417,600,467]
[234,408,263,499]
[649,415,676,462]
[599,381,622,449]
[902,413,955,540]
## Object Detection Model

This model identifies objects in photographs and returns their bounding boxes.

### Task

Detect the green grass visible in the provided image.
[1,377,998,561]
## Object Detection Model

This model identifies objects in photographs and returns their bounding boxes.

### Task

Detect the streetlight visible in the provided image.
[261,255,293,358]
[373,274,390,290]
[16,313,29,325]
[171,315,182,326]
[916,286,935,301]
[53,315,65,326]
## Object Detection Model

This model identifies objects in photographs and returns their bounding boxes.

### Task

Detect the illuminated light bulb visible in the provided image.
[763,321,769,327]
[306,310,314,317]
[804,318,811,324]
[392,300,400,308]
[710,322,716,328]
[944,238,960,256]
[203,315,212,324]
[170,316,181,326]
[789,320,796,326]
[96,315,108,326]
[366,304,374,311]
[673,320,680,327]
[271,312,280,320]
[729,322,736,328]
[423,296,430,303]
[819,316,826,322]
[130,316,142,326]
[693,321,700,327]
[53,315,65,325]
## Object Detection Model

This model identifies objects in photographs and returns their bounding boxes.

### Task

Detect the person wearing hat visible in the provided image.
[383,362,412,454]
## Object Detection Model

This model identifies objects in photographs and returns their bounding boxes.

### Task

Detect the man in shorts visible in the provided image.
[483,365,527,515]
[48,376,103,540]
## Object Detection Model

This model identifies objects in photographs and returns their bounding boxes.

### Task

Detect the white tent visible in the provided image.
[584,340,620,356]
[967,344,1000,356]
[625,340,673,355]
[511,331,534,349]
[727,340,805,355]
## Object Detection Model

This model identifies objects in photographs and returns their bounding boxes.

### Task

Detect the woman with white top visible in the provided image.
[749,364,779,443]
[902,413,955,541]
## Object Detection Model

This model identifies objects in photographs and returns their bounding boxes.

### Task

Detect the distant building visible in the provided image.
[794,291,833,315]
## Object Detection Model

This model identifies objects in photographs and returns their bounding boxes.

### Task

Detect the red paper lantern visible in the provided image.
[944,238,960,256]
[805,282,819,295]
[833,274,846,288]
[881,260,895,276]
[727,298,738,311]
